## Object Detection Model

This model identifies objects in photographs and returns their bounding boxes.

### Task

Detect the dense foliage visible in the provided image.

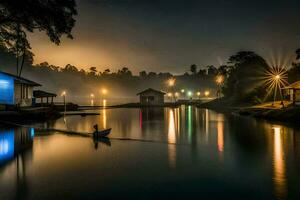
[0,0,77,76]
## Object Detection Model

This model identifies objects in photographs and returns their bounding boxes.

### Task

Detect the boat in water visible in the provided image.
[93,128,111,138]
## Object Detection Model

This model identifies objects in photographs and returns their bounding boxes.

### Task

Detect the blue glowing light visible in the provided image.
[30,128,35,139]
[0,130,14,164]
[0,73,14,105]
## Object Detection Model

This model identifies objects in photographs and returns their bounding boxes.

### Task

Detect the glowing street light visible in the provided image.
[216,75,224,86]
[168,78,176,87]
[187,91,193,100]
[167,78,176,102]
[167,92,173,97]
[197,91,201,99]
[101,88,107,95]
[61,91,67,116]
[204,90,210,97]
[216,75,224,99]
[263,67,288,106]
[174,92,179,101]
[90,93,95,106]
[181,89,185,93]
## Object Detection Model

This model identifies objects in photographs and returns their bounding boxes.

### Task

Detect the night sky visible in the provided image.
[28,0,300,74]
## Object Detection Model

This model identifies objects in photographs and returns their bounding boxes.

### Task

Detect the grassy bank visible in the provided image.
[198,98,300,123]
[238,106,300,123]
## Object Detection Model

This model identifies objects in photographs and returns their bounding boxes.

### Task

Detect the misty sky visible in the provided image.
[28,0,300,74]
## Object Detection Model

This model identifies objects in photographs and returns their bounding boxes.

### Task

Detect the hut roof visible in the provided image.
[0,71,41,86]
[137,88,166,95]
[33,90,57,98]
[283,81,300,89]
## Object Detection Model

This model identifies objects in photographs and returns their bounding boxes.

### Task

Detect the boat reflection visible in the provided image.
[93,137,111,149]
[273,126,287,199]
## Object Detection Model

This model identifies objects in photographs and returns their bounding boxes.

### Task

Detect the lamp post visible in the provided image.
[168,78,176,102]
[61,91,66,114]
[197,91,201,100]
[204,90,210,98]
[216,75,224,99]
[188,91,193,100]
[174,92,179,102]
[273,74,280,106]
[90,93,94,106]
[167,92,173,102]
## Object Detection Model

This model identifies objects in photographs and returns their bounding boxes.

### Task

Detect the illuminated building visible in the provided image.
[0,71,41,107]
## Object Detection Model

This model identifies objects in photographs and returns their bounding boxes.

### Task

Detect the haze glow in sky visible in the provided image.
[28,0,300,74]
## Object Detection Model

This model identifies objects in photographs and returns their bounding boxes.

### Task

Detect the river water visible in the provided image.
[0,106,300,199]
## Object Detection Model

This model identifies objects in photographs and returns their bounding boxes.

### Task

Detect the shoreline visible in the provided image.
[198,98,300,125]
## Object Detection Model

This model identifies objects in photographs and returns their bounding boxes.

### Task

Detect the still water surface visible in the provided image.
[1,106,300,199]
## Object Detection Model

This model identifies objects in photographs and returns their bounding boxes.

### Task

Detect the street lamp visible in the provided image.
[263,66,288,107]
[216,75,224,99]
[167,78,176,102]
[167,92,173,102]
[181,89,185,93]
[197,91,201,99]
[174,92,179,101]
[204,90,210,97]
[101,88,107,95]
[168,78,175,87]
[90,93,94,106]
[61,91,66,116]
[188,91,193,100]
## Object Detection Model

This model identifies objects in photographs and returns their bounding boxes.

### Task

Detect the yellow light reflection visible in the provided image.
[91,99,94,106]
[205,109,209,141]
[188,106,192,142]
[273,126,286,199]
[103,99,107,129]
[217,114,224,154]
[168,109,176,169]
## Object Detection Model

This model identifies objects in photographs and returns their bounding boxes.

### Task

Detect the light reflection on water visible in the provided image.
[273,126,287,199]
[0,106,300,199]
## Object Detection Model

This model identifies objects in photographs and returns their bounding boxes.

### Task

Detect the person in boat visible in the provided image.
[93,124,100,139]
[93,124,99,133]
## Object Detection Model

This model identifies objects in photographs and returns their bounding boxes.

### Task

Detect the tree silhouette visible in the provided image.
[190,64,197,75]
[89,67,97,76]
[224,51,269,102]
[0,0,77,76]
[296,48,300,60]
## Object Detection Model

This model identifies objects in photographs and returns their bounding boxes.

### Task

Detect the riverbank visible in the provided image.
[79,101,202,110]
[198,98,300,124]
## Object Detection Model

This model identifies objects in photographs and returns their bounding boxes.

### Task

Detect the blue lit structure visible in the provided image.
[0,73,14,105]
[30,127,35,139]
[0,71,41,106]
[0,130,14,164]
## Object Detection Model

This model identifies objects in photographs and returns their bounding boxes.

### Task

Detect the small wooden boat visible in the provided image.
[93,128,111,138]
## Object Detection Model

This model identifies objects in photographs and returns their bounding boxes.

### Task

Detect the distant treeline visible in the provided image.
[1,46,300,105]
[0,47,220,101]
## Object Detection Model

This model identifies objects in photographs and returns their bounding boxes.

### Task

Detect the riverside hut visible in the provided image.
[283,81,300,105]
[0,71,41,107]
[137,88,165,105]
